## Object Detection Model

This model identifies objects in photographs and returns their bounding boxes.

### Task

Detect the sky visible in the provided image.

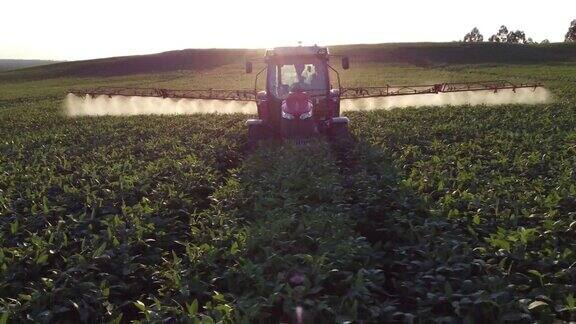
[1,0,575,61]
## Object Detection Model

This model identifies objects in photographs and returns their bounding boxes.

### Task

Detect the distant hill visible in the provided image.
[330,42,576,65]
[0,49,263,80]
[1,43,575,81]
[0,59,61,72]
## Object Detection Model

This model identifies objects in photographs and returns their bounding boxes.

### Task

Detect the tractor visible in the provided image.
[244,46,350,147]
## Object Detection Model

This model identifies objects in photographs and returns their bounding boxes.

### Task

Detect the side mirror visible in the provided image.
[341,56,350,70]
[245,61,253,74]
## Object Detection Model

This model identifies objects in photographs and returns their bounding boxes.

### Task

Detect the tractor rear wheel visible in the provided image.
[328,117,350,143]
[247,120,270,151]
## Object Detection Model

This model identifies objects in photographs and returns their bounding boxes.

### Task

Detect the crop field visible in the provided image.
[1,45,576,323]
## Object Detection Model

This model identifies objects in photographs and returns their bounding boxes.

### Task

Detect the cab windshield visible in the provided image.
[268,58,328,99]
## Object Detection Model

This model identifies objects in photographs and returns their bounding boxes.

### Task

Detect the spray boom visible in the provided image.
[69,87,257,101]
[339,81,543,99]
[70,80,542,103]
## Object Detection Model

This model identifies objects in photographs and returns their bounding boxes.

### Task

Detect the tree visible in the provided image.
[566,20,576,42]
[489,25,509,43]
[507,30,526,44]
[541,39,550,44]
[489,26,532,44]
[463,27,484,42]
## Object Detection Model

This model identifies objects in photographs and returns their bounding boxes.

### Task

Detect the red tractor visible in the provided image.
[244,46,350,147]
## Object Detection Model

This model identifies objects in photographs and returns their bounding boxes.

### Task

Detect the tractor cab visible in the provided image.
[266,52,328,99]
[245,46,350,147]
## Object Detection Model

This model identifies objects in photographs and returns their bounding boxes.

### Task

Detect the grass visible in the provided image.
[1,45,576,322]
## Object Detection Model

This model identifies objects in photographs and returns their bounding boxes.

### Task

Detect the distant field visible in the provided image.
[1,42,575,80]
[0,59,61,72]
[1,44,576,323]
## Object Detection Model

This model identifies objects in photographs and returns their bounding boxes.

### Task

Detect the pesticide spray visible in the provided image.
[65,94,257,116]
[341,87,551,112]
[65,87,551,117]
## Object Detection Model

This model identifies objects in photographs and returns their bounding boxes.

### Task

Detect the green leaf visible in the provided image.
[0,312,9,324]
[172,250,180,264]
[187,299,199,316]
[18,294,32,301]
[36,253,49,265]
[527,269,542,278]
[528,300,549,313]
[10,219,18,235]
[134,300,146,312]
[218,302,232,311]
[212,291,225,302]
[42,196,50,213]
[472,214,481,225]
[200,316,215,324]
[110,313,123,324]
[566,294,576,309]
[93,242,107,258]
[230,241,239,255]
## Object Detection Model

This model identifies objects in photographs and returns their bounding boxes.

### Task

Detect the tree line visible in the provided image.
[463,20,576,44]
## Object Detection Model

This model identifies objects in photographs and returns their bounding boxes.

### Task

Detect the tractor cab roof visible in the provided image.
[265,46,329,62]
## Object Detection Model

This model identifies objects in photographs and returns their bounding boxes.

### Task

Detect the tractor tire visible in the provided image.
[328,118,350,143]
[247,121,270,151]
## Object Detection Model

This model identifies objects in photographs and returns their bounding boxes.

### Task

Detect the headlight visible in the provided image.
[282,110,294,120]
[300,110,313,119]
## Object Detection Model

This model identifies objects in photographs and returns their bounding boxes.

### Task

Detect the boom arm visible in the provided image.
[69,86,257,101]
[69,81,543,103]
[340,80,543,99]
